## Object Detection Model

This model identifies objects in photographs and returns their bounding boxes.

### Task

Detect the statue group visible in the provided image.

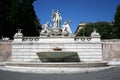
[40,10,72,37]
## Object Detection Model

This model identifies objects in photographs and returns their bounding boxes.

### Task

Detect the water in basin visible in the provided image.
[37,51,80,62]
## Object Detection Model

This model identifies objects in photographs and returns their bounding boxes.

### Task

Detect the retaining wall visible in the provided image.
[0,40,12,62]
[0,39,120,62]
[11,37,102,62]
[102,39,120,61]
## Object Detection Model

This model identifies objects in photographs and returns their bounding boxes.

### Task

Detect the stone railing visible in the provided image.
[13,36,101,42]
[74,36,101,42]
[74,37,92,42]
[22,37,39,42]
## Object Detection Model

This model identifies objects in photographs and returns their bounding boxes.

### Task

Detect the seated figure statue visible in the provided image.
[62,20,72,36]
[14,29,23,37]
[91,29,101,37]
[40,22,52,37]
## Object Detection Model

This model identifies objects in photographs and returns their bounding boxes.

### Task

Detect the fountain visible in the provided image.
[9,10,107,68]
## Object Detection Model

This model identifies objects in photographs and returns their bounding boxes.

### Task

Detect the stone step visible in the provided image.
[6,62,108,67]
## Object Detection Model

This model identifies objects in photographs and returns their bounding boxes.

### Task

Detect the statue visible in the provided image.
[40,10,72,37]
[51,10,62,28]
[91,29,101,37]
[42,22,50,32]
[14,29,23,37]
[62,20,72,34]
[40,22,52,37]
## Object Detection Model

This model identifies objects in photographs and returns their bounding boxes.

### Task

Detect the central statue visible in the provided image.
[51,10,62,28]
[40,10,72,37]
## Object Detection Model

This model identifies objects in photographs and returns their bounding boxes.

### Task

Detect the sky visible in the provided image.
[33,0,120,33]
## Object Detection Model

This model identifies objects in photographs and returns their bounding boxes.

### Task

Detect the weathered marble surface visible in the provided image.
[12,36,102,62]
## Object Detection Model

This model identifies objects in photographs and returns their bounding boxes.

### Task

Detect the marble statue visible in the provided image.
[42,22,50,32]
[62,20,72,34]
[40,10,72,37]
[91,29,100,37]
[51,10,62,28]
[14,29,23,37]
[40,22,52,37]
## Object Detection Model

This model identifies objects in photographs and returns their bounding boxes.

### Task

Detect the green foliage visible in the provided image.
[78,23,94,36]
[114,4,120,38]
[94,22,113,39]
[0,0,6,37]
[77,4,120,39]
[0,0,41,39]
[111,27,119,39]
[78,22,115,39]
[114,5,120,26]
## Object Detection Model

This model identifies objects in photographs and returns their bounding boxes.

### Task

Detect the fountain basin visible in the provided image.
[37,51,80,62]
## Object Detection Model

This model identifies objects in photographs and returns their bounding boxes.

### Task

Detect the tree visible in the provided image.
[114,5,120,27]
[94,22,113,39]
[77,22,114,39]
[114,4,120,38]
[77,5,120,39]
[16,0,41,36]
[78,23,94,36]
[0,0,7,38]
[0,0,41,39]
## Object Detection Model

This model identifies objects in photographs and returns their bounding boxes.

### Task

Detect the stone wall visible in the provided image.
[11,37,102,62]
[102,39,120,61]
[1,39,120,62]
[0,40,12,62]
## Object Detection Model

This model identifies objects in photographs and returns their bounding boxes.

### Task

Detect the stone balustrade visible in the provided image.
[75,37,92,42]
[22,37,39,41]
[75,36,100,42]
[14,36,101,43]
